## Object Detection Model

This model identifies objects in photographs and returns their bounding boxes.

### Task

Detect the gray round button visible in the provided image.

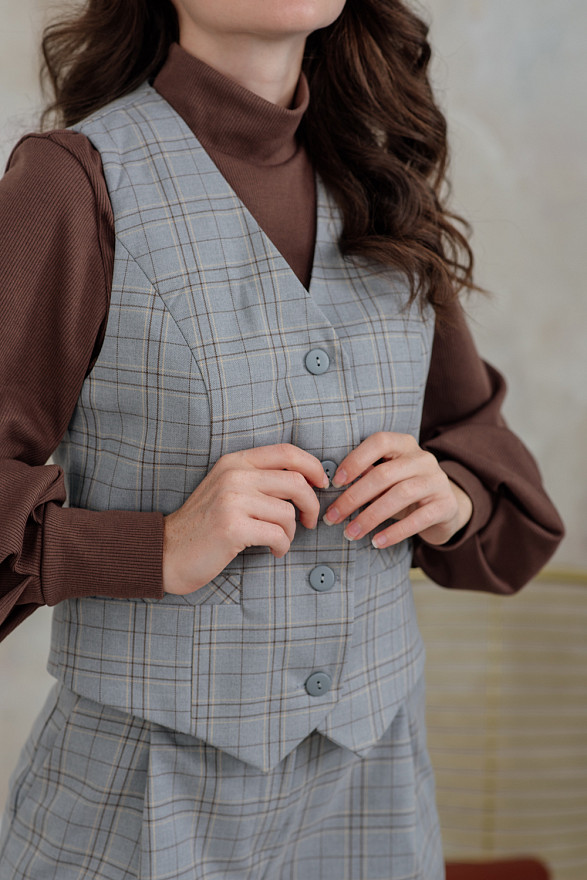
[305,348,330,375]
[309,565,336,592]
[320,460,338,485]
[305,671,332,697]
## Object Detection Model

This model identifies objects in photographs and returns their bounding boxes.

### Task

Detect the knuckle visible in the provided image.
[210,455,228,475]
[380,459,396,479]
[377,460,398,488]
[421,450,438,470]
[277,442,297,459]
[289,470,307,489]
[412,475,429,496]
[419,505,438,529]
[392,520,409,542]
[274,524,292,554]
[360,512,376,533]
[341,484,361,509]
[219,449,243,467]
[396,480,415,505]
[284,501,297,521]
[396,432,416,451]
[216,465,242,490]
[407,441,424,460]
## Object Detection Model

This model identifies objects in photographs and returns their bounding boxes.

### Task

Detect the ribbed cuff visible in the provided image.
[41,504,165,605]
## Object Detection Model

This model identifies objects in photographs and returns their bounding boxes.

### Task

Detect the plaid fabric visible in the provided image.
[48,82,435,772]
[0,679,443,879]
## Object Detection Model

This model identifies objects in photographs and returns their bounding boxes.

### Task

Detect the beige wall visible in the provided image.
[0,0,45,153]
[1,0,585,873]
[427,0,586,568]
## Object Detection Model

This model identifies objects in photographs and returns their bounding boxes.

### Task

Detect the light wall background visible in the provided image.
[428,0,586,569]
[1,0,585,875]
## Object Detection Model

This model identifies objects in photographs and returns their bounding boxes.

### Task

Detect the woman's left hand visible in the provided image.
[323,432,473,548]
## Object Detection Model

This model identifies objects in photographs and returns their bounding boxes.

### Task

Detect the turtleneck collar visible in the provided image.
[152,42,309,166]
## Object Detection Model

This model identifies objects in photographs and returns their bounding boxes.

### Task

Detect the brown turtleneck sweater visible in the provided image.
[0,43,564,640]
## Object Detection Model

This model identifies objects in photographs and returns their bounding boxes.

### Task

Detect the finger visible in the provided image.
[331,432,418,488]
[245,517,292,557]
[324,458,423,524]
[247,495,298,543]
[338,476,435,541]
[237,443,330,488]
[391,502,420,521]
[256,470,321,529]
[371,501,451,548]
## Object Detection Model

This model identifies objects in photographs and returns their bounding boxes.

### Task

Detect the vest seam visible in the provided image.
[112,233,214,471]
[74,82,152,131]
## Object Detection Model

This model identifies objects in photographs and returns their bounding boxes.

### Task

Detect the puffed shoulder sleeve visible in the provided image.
[412,299,565,594]
[0,131,164,642]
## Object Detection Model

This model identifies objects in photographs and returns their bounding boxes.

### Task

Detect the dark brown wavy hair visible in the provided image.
[40,0,478,316]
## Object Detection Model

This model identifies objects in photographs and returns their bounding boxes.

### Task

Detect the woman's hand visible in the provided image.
[163,444,329,595]
[322,432,473,548]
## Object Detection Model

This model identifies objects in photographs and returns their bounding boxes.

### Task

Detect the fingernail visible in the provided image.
[331,468,347,489]
[322,474,331,488]
[372,534,386,548]
[323,506,340,526]
[344,520,362,539]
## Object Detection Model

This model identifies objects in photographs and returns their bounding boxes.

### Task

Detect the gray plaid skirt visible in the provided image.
[0,676,443,879]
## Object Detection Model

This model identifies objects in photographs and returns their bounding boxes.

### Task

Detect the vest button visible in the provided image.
[305,671,332,697]
[320,460,338,485]
[309,565,336,592]
[305,348,330,375]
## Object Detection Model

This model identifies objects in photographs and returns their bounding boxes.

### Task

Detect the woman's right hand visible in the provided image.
[162,444,329,595]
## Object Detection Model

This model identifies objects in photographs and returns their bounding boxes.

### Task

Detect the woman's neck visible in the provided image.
[176,29,305,108]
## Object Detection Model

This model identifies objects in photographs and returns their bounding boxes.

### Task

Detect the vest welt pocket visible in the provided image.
[367,535,412,580]
[143,568,242,607]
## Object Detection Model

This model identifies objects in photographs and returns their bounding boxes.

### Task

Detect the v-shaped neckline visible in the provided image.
[143,82,343,304]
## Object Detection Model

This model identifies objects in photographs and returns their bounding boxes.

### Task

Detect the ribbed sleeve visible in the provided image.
[414,308,565,591]
[0,133,165,642]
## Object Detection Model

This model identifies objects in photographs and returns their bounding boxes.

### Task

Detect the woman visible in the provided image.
[0,0,564,878]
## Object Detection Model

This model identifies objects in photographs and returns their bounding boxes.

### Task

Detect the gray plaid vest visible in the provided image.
[49,82,435,772]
